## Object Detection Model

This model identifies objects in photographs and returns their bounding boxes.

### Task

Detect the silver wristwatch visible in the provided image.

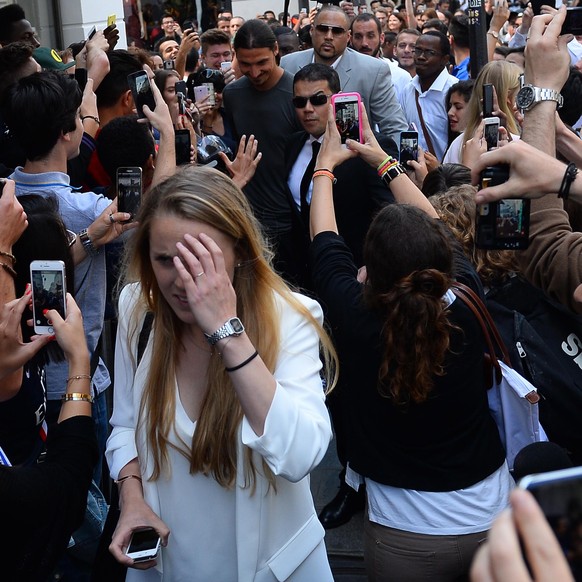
[78,228,99,257]
[515,85,563,112]
[205,317,245,346]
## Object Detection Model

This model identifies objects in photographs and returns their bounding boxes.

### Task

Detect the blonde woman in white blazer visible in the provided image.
[106,167,337,581]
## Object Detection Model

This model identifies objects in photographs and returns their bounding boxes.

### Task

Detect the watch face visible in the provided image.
[516,86,535,110]
[230,318,244,334]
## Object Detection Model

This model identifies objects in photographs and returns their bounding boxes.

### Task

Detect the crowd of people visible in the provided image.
[1,0,582,580]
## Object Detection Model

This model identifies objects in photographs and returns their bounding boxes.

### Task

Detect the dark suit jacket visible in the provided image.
[284,131,397,290]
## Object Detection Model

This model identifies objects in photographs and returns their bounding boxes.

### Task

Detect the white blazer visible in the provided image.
[106,284,333,581]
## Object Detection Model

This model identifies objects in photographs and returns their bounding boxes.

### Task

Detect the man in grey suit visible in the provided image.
[280,4,407,144]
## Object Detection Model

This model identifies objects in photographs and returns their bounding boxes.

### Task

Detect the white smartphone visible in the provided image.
[220,61,232,73]
[30,260,67,335]
[125,528,161,563]
[483,116,500,151]
[202,82,216,106]
[193,84,210,103]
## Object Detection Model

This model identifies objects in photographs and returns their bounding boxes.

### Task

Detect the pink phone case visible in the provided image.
[331,92,363,143]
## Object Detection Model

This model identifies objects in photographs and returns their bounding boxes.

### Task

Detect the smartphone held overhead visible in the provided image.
[117,167,142,221]
[127,71,156,119]
[331,92,363,144]
[399,131,418,165]
[476,165,530,250]
[30,260,67,335]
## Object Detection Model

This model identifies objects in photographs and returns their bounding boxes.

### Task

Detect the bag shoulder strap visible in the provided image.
[414,90,437,158]
[137,312,154,367]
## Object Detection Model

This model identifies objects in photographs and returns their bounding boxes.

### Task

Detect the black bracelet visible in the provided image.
[558,162,578,200]
[225,350,259,372]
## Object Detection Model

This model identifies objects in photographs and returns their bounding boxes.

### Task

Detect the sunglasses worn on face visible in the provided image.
[292,92,332,108]
[314,24,347,35]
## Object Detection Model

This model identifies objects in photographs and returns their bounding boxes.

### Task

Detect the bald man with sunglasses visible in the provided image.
[281,4,407,145]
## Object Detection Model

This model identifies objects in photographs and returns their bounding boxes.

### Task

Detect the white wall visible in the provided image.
[232,0,304,21]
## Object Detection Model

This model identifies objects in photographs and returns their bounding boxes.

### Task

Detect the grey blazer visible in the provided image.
[281,48,408,144]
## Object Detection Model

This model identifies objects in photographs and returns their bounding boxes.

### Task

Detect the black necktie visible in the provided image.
[299,141,321,225]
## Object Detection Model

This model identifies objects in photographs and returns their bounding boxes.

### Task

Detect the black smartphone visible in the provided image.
[0,178,5,198]
[519,466,582,575]
[183,20,194,31]
[117,167,142,221]
[476,165,530,250]
[563,7,582,36]
[399,131,418,165]
[483,83,494,118]
[163,60,175,70]
[175,129,191,165]
[531,0,555,15]
[75,67,88,91]
[127,71,156,119]
[87,26,97,41]
[175,81,187,115]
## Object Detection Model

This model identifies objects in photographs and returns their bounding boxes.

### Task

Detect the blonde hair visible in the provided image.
[123,166,337,488]
[429,185,518,286]
[462,60,521,148]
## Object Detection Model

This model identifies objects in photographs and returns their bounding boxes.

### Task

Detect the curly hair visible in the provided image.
[429,185,518,287]
[363,205,456,404]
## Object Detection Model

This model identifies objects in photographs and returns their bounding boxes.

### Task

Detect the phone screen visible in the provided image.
[484,119,499,151]
[334,98,360,143]
[520,467,582,574]
[128,71,156,119]
[31,263,66,333]
[399,131,418,165]
[117,168,142,219]
[175,130,191,165]
[127,529,160,554]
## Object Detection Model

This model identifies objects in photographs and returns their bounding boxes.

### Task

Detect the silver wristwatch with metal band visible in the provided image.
[516,85,563,112]
[205,317,245,346]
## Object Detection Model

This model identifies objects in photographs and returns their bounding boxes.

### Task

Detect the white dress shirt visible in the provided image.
[287,135,324,209]
[400,67,459,161]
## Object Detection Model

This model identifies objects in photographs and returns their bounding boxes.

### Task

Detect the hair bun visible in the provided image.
[410,269,448,298]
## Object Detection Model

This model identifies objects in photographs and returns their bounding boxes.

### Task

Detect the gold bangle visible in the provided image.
[114,474,143,486]
[0,250,15,264]
[66,374,91,384]
[61,392,94,403]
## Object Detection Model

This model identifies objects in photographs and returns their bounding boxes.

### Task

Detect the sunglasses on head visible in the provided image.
[314,24,347,35]
[292,92,331,108]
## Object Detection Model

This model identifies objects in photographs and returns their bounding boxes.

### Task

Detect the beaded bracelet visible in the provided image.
[62,393,94,403]
[312,169,336,183]
[558,162,578,200]
[114,474,143,486]
[81,115,100,125]
[225,350,259,372]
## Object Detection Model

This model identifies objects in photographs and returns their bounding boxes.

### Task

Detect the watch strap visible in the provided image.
[78,228,99,256]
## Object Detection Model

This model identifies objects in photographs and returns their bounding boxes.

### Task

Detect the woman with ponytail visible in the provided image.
[308,106,513,581]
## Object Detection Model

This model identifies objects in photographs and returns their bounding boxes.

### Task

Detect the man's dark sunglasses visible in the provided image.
[292,92,332,108]
[314,24,347,35]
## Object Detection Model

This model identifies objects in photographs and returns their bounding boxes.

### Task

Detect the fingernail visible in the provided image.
[48,335,56,341]
[25,283,31,294]
[43,309,49,315]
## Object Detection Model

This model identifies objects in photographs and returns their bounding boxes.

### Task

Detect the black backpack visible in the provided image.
[486,277,582,464]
